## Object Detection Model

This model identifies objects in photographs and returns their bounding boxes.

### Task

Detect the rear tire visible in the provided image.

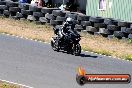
[51,38,60,52]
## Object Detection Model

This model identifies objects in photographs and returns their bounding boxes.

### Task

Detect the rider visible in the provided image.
[58,17,75,41]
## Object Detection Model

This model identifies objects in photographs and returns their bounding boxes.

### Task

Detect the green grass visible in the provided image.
[125,55,132,61]
[94,50,112,56]
[82,46,112,56]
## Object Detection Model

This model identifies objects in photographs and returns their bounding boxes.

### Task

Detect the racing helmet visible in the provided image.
[66,17,74,24]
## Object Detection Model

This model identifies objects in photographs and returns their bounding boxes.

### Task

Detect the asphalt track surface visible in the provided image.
[0,34,132,88]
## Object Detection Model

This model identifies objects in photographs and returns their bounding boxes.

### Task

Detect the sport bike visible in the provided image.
[51,26,81,56]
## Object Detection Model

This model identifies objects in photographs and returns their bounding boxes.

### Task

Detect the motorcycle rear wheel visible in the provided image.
[51,39,60,52]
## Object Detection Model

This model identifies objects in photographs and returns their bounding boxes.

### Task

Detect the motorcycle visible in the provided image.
[51,26,81,56]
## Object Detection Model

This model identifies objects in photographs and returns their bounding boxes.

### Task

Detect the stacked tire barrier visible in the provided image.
[0,1,131,39]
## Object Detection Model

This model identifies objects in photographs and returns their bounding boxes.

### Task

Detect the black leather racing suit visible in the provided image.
[58,21,75,40]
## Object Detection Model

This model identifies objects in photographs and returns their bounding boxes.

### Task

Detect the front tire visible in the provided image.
[73,43,81,56]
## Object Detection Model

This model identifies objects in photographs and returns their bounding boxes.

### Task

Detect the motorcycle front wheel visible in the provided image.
[73,43,81,56]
